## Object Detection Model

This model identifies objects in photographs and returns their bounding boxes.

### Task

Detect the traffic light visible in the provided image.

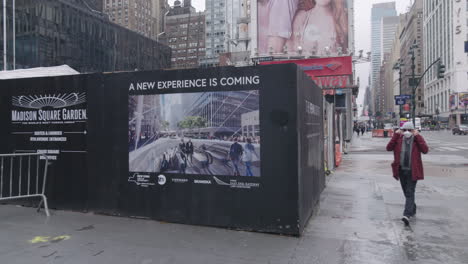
[437,60,446,79]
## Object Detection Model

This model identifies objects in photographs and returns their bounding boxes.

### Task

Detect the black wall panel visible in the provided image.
[0,64,324,236]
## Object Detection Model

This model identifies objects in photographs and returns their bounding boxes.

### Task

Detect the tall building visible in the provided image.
[370,2,397,113]
[221,0,251,66]
[423,0,467,126]
[200,0,227,67]
[102,0,166,40]
[0,0,170,72]
[375,54,389,118]
[390,15,407,117]
[399,0,424,116]
[164,1,205,68]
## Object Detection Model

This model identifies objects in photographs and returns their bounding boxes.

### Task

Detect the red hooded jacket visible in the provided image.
[386,133,429,181]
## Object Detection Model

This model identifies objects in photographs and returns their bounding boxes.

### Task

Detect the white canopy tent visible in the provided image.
[0,65,79,80]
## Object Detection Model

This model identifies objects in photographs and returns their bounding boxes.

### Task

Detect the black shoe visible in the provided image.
[402,216,410,226]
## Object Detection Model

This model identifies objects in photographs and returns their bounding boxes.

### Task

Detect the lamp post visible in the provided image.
[409,42,418,127]
[393,59,404,119]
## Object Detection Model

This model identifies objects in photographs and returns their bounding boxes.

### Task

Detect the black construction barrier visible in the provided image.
[0,64,324,235]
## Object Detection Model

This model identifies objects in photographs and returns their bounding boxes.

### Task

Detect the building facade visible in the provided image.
[390,15,405,117]
[102,0,166,41]
[221,0,251,66]
[184,91,260,138]
[423,0,468,126]
[399,0,424,117]
[164,1,205,68]
[200,0,227,67]
[370,2,397,113]
[0,0,171,72]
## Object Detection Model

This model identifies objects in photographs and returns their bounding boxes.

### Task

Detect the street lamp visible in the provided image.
[393,59,405,119]
[409,41,419,127]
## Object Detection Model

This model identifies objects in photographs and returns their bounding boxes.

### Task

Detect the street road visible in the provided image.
[0,131,466,264]
[422,130,468,156]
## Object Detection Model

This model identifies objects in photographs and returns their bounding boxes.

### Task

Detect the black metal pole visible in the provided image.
[411,51,416,127]
[399,66,403,119]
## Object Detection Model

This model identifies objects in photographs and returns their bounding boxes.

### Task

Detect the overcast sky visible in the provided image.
[189,0,410,110]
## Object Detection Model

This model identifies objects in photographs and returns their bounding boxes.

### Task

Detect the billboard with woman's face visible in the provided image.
[257,0,349,55]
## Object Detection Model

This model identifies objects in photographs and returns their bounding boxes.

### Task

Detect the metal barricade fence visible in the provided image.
[0,153,50,216]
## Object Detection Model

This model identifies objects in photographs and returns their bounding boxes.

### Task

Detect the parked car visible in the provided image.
[452,125,468,135]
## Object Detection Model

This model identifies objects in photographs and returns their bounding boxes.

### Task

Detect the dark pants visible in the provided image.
[400,169,417,217]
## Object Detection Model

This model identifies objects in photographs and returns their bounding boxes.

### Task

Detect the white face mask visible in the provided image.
[403,131,412,138]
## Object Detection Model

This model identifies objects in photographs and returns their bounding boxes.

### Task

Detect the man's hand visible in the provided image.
[412,130,419,136]
[395,129,402,134]
[298,0,315,11]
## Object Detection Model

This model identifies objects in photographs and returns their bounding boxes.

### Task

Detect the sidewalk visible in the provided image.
[1,134,467,264]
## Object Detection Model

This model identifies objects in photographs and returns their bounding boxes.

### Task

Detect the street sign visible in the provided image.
[395,95,411,100]
[396,99,406,105]
[252,56,274,63]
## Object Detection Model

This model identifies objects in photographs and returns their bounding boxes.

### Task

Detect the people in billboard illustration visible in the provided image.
[243,138,260,176]
[186,139,194,162]
[229,138,244,176]
[287,0,348,54]
[160,153,169,172]
[199,145,213,169]
[179,139,186,153]
[258,0,348,55]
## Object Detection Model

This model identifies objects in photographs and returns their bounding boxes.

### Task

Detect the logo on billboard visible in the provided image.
[213,176,260,189]
[326,63,342,71]
[301,63,342,71]
[128,173,156,187]
[194,179,211,184]
[158,175,166,185]
[171,178,188,183]
[12,93,86,109]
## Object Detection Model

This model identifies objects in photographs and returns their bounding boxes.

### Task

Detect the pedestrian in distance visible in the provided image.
[360,125,365,136]
[386,122,429,226]
[354,124,359,137]
[243,138,260,176]
[229,138,244,176]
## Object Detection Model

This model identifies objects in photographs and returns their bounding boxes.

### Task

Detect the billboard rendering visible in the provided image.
[129,91,261,177]
[257,0,349,55]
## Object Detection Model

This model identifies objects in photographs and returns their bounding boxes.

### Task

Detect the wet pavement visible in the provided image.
[1,132,467,264]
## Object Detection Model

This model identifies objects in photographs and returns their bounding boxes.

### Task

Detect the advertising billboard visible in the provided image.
[257,0,349,55]
[261,56,353,95]
[129,91,261,177]
[450,93,458,110]
[459,93,468,109]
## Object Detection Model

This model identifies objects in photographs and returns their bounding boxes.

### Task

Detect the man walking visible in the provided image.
[185,139,194,163]
[386,122,429,226]
[229,138,244,176]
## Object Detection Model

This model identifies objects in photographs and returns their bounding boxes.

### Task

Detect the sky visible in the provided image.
[189,0,410,111]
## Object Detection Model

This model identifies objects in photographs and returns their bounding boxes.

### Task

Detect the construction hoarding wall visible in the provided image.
[0,65,324,235]
[0,75,93,210]
[257,0,349,55]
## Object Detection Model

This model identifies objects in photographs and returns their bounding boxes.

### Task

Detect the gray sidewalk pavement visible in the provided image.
[1,133,468,264]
